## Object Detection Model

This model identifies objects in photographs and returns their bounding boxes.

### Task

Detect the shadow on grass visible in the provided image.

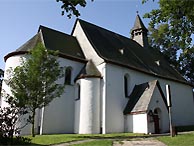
[29,143,47,146]
[0,136,46,146]
[78,134,170,140]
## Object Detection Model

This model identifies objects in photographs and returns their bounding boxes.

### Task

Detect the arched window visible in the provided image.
[75,83,81,100]
[65,67,72,85]
[124,74,130,97]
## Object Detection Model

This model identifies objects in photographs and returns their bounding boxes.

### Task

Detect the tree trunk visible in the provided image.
[31,109,36,137]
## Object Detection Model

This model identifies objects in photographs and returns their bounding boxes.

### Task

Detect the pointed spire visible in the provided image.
[131,14,149,48]
[131,14,148,33]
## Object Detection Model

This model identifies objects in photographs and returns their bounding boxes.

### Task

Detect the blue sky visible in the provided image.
[0,0,158,70]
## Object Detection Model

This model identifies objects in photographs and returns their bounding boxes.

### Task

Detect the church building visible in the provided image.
[1,15,194,135]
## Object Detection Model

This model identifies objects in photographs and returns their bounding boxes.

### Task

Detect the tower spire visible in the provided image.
[131,14,149,48]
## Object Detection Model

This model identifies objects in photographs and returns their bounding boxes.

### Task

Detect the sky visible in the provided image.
[0,0,159,70]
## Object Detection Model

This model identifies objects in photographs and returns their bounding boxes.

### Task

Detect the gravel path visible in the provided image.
[113,138,167,146]
[52,137,167,146]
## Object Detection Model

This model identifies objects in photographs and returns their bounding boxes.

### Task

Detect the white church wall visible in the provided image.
[132,113,148,133]
[41,57,84,134]
[125,114,148,133]
[78,78,101,134]
[104,63,194,133]
[74,80,81,134]
[1,54,85,135]
[125,115,133,132]
[104,64,129,133]
[126,67,194,127]
[96,63,106,134]
[72,21,104,65]
[160,80,194,127]
[1,54,33,135]
[1,55,28,107]
[42,85,75,134]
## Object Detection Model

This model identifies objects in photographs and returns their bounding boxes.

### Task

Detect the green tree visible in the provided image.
[0,93,29,145]
[143,0,194,84]
[7,43,65,137]
[56,0,93,18]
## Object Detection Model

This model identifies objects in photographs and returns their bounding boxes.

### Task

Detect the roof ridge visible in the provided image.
[77,19,132,40]
[38,25,75,38]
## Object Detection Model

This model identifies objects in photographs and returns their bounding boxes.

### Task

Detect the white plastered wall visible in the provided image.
[77,78,101,134]
[41,57,84,134]
[126,114,148,133]
[1,55,27,107]
[104,63,194,133]
[1,55,34,135]
[1,54,85,135]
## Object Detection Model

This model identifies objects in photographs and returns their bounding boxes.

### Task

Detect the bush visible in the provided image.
[0,136,31,145]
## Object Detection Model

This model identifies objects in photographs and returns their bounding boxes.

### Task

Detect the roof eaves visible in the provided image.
[4,50,87,63]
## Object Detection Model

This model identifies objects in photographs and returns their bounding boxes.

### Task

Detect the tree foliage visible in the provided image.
[143,0,194,84]
[56,0,93,18]
[0,92,29,145]
[7,43,65,137]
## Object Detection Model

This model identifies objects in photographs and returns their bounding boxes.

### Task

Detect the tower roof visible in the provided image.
[4,25,86,62]
[131,14,148,32]
[75,60,102,81]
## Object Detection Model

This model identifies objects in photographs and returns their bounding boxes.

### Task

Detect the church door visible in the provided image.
[153,114,160,134]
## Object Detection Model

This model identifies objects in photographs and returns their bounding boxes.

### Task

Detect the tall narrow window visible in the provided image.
[124,74,129,97]
[75,83,80,100]
[65,67,72,85]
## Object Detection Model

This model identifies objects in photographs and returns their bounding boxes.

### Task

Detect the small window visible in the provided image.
[65,67,72,85]
[75,83,81,100]
[124,74,130,97]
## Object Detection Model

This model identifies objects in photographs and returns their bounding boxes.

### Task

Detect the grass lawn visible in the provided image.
[157,132,194,146]
[23,132,194,145]
[28,133,142,145]
[29,134,86,145]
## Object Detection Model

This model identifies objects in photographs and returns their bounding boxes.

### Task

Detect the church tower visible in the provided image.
[74,60,101,134]
[131,13,149,48]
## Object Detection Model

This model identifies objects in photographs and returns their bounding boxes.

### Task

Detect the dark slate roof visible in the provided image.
[75,60,101,81]
[123,80,158,115]
[131,14,148,32]
[39,26,85,59]
[77,19,187,84]
[16,33,42,52]
[123,81,150,115]
[123,80,168,115]
[6,25,86,61]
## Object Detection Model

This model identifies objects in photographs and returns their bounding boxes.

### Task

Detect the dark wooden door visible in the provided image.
[153,115,160,134]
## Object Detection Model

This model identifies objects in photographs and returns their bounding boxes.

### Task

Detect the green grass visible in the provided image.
[29,134,86,145]
[72,140,113,146]
[24,132,194,145]
[27,133,142,145]
[158,132,194,146]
